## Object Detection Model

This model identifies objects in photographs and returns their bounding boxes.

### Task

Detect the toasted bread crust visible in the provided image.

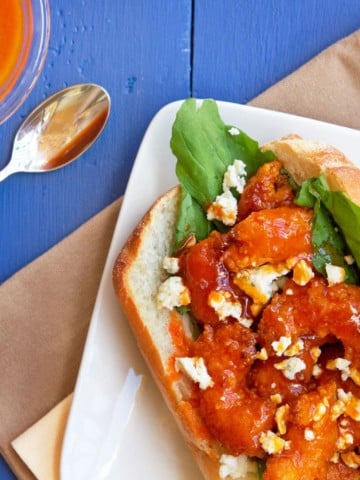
[113,187,223,480]
[263,135,360,207]
[113,136,360,480]
[113,187,180,393]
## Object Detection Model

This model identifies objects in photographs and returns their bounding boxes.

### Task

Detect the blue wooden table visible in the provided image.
[1,1,359,478]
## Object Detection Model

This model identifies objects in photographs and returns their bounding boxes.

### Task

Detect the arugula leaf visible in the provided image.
[295,179,316,208]
[312,200,358,283]
[310,176,360,272]
[173,187,212,252]
[226,129,275,178]
[296,178,359,283]
[170,98,274,248]
[171,98,274,208]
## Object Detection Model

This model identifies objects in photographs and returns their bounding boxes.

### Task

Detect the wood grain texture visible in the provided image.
[0,0,191,284]
[192,0,360,103]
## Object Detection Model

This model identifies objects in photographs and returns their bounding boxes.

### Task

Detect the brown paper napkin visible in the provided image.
[1,29,360,480]
[0,199,121,479]
[12,395,72,480]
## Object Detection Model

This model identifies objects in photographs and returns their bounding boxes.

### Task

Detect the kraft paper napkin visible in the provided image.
[1,28,360,480]
[12,395,73,480]
[0,199,121,480]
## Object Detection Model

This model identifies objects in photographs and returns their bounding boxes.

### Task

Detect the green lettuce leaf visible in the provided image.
[170,98,274,248]
[311,176,360,271]
[173,187,212,252]
[296,177,359,283]
[295,179,316,208]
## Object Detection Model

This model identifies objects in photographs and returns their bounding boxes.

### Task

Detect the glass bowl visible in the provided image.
[0,0,50,124]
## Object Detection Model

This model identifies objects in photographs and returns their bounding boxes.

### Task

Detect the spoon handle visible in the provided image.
[0,163,17,182]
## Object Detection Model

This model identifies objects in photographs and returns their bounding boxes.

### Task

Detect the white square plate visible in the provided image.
[60,100,360,479]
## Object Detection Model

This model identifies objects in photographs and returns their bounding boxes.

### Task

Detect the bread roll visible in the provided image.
[263,134,360,207]
[113,135,360,480]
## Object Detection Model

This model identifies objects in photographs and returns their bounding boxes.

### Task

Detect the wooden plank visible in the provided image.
[0,0,191,283]
[192,0,360,102]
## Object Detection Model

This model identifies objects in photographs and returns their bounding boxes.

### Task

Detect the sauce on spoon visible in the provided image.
[0,83,111,181]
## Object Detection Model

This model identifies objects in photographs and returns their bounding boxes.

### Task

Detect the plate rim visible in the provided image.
[60,98,360,478]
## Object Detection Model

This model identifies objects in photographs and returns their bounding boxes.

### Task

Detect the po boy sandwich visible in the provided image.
[113,99,360,480]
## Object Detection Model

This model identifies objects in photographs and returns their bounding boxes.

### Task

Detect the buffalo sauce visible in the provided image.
[0,0,33,100]
[178,230,251,327]
[41,107,109,170]
[167,310,192,382]
[237,160,295,220]
[171,161,360,479]
[224,206,313,272]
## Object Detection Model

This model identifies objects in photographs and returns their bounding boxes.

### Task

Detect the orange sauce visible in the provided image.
[0,0,33,100]
[176,160,360,477]
[167,310,192,382]
[168,310,192,356]
[41,108,110,170]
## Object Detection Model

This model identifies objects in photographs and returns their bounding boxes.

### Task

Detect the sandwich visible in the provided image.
[113,98,360,480]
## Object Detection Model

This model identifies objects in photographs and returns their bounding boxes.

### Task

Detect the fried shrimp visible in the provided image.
[176,161,360,478]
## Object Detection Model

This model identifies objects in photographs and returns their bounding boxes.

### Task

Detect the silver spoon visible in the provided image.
[0,83,111,181]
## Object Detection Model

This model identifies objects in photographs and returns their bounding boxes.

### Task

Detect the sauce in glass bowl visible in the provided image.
[0,0,50,124]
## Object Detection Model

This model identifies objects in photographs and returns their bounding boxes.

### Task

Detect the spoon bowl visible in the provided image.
[0,83,111,181]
